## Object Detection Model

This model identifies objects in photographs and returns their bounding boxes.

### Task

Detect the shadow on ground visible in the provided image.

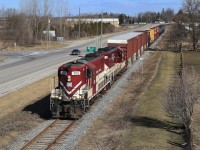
[130,116,181,130]
[22,94,51,120]
[130,116,185,149]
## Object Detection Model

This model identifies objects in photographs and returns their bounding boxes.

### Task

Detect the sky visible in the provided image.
[0,0,184,16]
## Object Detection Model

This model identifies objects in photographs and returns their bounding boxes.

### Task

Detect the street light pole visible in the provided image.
[48,18,50,46]
[100,11,103,48]
[47,18,50,47]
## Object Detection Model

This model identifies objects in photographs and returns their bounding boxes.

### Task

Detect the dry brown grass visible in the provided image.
[0,74,57,149]
[0,74,56,118]
[0,57,6,62]
[1,41,66,52]
[156,24,175,51]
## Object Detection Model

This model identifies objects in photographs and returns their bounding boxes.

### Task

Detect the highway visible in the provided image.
[0,24,157,97]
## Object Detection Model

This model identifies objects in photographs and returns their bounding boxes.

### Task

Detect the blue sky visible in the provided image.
[0,0,183,16]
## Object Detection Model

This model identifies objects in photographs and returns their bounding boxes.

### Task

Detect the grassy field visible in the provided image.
[123,51,183,150]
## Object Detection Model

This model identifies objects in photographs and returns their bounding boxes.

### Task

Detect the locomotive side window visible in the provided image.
[86,67,92,78]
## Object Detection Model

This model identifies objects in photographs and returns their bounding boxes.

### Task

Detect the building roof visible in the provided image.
[66,18,119,22]
[107,32,143,44]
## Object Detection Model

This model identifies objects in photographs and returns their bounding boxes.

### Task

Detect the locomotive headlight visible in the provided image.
[59,96,62,100]
[67,75,71,81]
[72,96,77,100]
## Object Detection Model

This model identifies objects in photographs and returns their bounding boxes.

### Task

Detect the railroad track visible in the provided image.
[21,119,76,150]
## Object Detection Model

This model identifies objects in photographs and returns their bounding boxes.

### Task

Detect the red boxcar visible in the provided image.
[107,32,148,67]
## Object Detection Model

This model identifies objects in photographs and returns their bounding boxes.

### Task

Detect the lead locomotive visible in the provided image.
[50,47,127,118]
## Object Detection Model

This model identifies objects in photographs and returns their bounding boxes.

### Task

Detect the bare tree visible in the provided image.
[182,0,200,51]
[162,67,200,149]
[162,8,174,23]
[19,0,54,45]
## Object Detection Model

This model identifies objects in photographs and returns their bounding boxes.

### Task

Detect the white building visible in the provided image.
[66,18,119,27]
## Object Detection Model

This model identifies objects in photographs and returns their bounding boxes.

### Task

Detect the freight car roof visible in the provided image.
[107,32,143,44]
[137,24,160,31]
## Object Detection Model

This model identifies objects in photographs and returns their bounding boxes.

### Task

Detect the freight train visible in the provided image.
[50,24,165,118]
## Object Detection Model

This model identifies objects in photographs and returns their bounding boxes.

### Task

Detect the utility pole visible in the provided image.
[78,8,81,39]
[48,18,51,46]
[96,18,98,36]
[46,18,49,47]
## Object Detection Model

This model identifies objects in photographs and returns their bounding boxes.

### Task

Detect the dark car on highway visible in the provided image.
[71,49,81,55]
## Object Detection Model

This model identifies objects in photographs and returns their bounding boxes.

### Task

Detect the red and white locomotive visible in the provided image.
[50,46,127,118]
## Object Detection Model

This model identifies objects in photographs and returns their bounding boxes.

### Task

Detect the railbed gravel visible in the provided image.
[8,52,149,150]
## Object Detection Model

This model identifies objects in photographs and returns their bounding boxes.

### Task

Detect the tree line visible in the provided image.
[118,8,175,25]
[0,0,115,47]
[0,0,199,49]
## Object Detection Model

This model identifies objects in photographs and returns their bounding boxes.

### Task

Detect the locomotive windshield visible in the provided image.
[60,71,67,75]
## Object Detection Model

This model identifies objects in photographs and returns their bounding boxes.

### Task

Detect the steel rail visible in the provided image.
[20,119,60,150]
[45,121,76,150]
